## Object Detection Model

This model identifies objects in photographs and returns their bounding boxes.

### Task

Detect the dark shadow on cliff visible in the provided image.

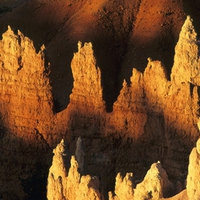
[0,111,53,199]
[20,162,49,200]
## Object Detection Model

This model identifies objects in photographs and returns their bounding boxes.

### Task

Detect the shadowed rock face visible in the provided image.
[0,1,200,199]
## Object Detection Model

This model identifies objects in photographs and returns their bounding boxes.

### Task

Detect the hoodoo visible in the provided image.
[0,0,200,199]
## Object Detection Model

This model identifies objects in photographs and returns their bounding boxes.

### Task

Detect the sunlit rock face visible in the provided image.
[0,26,52,127]
[171,16,200,85]
[1,15,200,198]
[0,26,68,198]
[111,15,200,177]
[47,139,69,200]
[186,138,200,200]
[106,68,147,139]
[47,140,173,200]
[67,41,106,138]
[108,172,134,200]
[65,15,200,199]
[134,161,173,200]
[70,42,104,109]
[47,139,103,200]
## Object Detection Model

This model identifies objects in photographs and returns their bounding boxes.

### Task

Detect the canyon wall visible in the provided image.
[0,15,200,199]
[64,15,200,198]
[65,15,200,189]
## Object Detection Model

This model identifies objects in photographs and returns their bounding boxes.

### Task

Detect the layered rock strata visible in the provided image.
[1,15,200,198]
[65,15,200,198]
[0,26,68,198]
[67,41,106,138]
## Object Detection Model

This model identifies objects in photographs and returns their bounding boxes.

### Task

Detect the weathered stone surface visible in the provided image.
[109,172,134,200]
[70,41,104,110]
[47,139,69,200]
[0,26,68,198]
[143,58,168,113]
[186,138,200,200]
[134,161,173,200]
[65,15,200,198]
[67,41,106,138]
[2,14,200,198]
[47,139,103,200]
[75,136,85,174]
[106,68,147,139]
[171,16,200,85]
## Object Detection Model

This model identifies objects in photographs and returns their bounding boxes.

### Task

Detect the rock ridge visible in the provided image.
[48,138,200,200]
[1,15,200,198]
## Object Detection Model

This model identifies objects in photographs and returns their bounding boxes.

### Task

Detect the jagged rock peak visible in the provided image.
[47,139,69,200]
[53,139,67,158]
[134,161,173,200]
[1,25,46,73]
[109,172,134,200]
[171,16,200,85]
[181,16,196,40]
[70,41,105,109]
[47,139,103,200]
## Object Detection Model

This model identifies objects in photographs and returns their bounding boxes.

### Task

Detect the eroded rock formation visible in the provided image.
[186,138,200,200]
[0,26,68,198]
[47,139,69,200]
[47,139,103,200]
[171,16,200,84]
[134,161,173,200]
[1,15,200,199]
[108,172,134,200]
[47,137,200,200]
[64,15,200,199]
[67,41,106,138]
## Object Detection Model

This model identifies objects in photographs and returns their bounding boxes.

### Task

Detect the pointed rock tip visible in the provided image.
[60,139,65,145]
[40,44,46,51]
[122,79,127,87]
[17,29,23,36]
[71,155,79,167]
[147,57,152,63]
[6,25,14,34]
[78,41,82,51]
[184,15,194,28]
[182,15,196,36]
[77,41,93,52]
[7,25,12,31]
[186,15,192,24]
